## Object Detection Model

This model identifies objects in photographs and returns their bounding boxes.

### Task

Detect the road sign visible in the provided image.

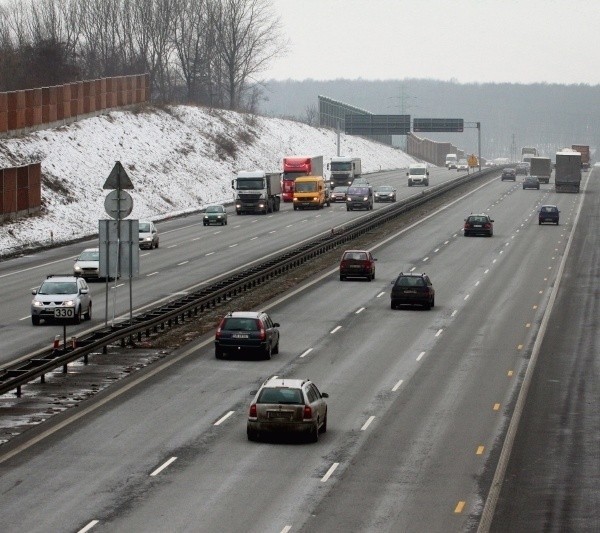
[99,219,140,279]
[54,307,75,319]
[468,155,478,167]
[103,161,134,190]
[104,189,133,219]
[412,118,464,132]
[345,114,411,135]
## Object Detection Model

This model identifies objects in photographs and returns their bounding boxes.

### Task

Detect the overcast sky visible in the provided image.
[265,0,600,85]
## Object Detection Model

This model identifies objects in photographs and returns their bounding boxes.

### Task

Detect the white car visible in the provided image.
[456,159,469,171]
[139,220,159,249]
[73,247,100,279]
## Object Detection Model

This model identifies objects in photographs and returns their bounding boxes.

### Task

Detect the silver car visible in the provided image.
[139,220,159,249]
[247,377,328,442]
[31,275,92,325]
[73,247,100,279]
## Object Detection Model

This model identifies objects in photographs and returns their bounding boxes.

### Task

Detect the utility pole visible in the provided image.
[389,84,416,150]
[511,133,517,162]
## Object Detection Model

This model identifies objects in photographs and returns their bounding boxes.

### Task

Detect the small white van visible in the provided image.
[445,154,458,169]
[407,164,430,187]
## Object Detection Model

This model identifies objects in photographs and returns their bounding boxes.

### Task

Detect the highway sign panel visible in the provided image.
[345,114,411,135]
[413,118,464,132]
[104,189,133,219]
[103,161,134,190]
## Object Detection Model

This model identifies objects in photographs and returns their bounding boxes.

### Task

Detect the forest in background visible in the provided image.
[258,79,599,160]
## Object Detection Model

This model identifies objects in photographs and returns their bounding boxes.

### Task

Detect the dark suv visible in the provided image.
[215,311,280,360]
[390,273,435,310]
[464,214,494,237]
[539,204,559,225]
[501,168,516,181]
[339,249,376,281]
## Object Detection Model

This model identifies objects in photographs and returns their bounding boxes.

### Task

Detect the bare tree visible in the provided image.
[213,0,287,110]
[303,104,318,126]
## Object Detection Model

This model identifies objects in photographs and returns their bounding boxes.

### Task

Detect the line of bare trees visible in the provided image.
[0,0,287,111]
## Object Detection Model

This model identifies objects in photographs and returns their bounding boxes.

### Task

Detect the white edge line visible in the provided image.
[281,526,292,533]
[321,462,340,482]
[377,291,385,298]
[299,348,313,358]
[392,379,403,392]
[361,415,375,431]
[77,520,100,533]
[435,329,443,337]
[330,325,342,334]
[150,456,177,477]
[355,307,365,314]
[416,351,425,361]
[214,410,235,426]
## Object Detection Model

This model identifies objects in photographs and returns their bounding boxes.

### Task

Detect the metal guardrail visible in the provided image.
[0,168,496,396]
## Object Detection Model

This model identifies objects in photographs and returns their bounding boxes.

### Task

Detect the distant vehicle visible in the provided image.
[281,156,323,202]
[350,177,370,186]
[539,205,560,225]
[328,156,362,189]
[233,171,281,215]
[139,221,159,249]
[203,204,228,226]
[445,153,458,169]
[407,163,429,186]
[464,214,494,237]
[515,162,529,176]
[390,272,435,310]
[523,176,540,190]
[214,311,280,360]
[456,159,469,172]
[555,150,581,193]
[331,186,349,202]
[346,185,373,211]
[293,175,330,210]
[31,274,92,325]
[521,147,538,163]
[73,248,100,279]
[339,249,376,281]
[571,144,590,170]
[530,157,552,183]
[247,377,328,443]
[373,185,397,202]
[501,168,516,181]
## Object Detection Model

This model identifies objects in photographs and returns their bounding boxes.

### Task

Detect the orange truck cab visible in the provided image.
[293,176,330,210]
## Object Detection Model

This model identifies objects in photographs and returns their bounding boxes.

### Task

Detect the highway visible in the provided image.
[1,167,460,367]
[0,166,594,532]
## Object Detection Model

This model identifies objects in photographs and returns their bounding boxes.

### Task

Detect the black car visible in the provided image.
[390,272,435,310]
[464,214,494,237]
[515,162,530,176]
[215,311,280,360]
[501,168,516,181]
[523,176,540,190]
[339,249,376,281]
[374,185,397,202]
[539,205,560,225]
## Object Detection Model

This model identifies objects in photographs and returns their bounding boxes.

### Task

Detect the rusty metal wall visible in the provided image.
[0,74,149,135]
[0,162,42,221]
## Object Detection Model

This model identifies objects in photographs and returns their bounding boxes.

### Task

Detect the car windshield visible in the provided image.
[78,250,99,261]
[139,223,151,232]
[257,387,304,405]
[375,186,393,192]
[347,187,369,195]
[396,276,425,287]
[343,252,367,261]
[330,162,352,171]
[333,187,348,193]
[410,168,426,175]
[38,281,78,295]
[221,317,259,331]
[468,216,488,224]
[542,206,557,212]
[206,206,223,213]
[295,182,317,192]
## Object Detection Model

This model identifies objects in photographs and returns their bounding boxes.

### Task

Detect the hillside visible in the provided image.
[0,105,416,256]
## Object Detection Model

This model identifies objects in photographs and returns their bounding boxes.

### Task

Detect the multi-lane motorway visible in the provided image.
[0,166,596,532]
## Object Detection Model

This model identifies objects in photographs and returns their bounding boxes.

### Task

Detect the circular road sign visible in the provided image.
[104,189,133,219]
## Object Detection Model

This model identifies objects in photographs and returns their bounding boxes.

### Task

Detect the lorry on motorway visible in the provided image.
[445,153,458,169]
[327,156,362,189]
[281,156,324,202]
[292,175,329,210]
[407,163,430,186]
[521,147,538,163]
[530,156,552,183]
[555,150,582,193]
[571,144,590,170]
[232,170,281,214]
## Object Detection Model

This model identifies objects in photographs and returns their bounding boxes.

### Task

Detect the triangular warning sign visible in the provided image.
[103,161,134,190]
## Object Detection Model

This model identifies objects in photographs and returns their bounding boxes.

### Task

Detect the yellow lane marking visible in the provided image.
[507,370,514,377]
[526,323,531,328]
[454,501,466,513]
[476,446,485,455]
[493,403,501,411]
[517,344,523,350]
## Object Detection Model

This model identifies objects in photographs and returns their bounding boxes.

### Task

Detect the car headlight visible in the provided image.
[203,215,208,219]
[33,300,44,307]
[144,237,151,241]
[216,215,222,219]
[63,300,75,306]
[363,196,368,201]
[74,265,82,272]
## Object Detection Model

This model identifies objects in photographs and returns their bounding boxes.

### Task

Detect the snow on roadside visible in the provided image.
[0,105,417,256]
